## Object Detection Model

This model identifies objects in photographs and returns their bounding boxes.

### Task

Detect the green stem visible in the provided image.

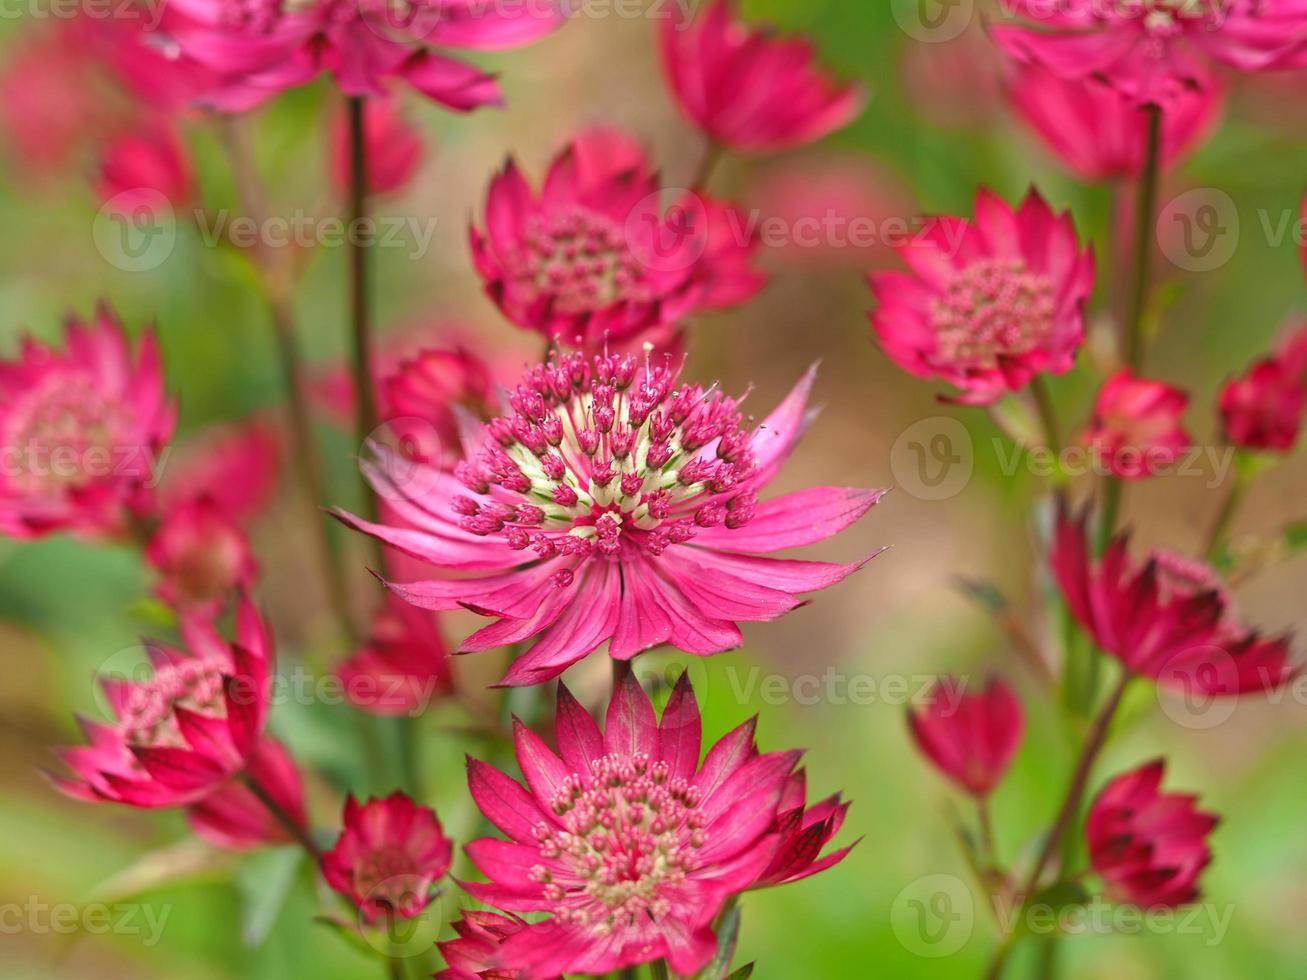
[1030,376,1062,456]
[651,961,671,980]
[691,140,723,191]
[1204,456,1248,561]
[347,96,381,531]
[1096,477,1124,556]
[1124,104,1162,372]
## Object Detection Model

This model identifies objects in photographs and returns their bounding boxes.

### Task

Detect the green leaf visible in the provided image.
[952,576,1008,615]
[235,846,304,948]
[723,967,755,980]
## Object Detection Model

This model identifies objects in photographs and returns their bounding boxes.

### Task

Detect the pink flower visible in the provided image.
[1278,318,1307,381]
[329,94,426,197]
[754,769,855,887]
[0,306,176,540]
[185,738,307,850]
[1051,505,1296,696]
[462,675,801,976]
[437,911,553,980]
[1084,370,1190,480]
[97,120,194,218]
[321,793,453,924]
[159,420,282,524]
[1219,357,1306,452]
[1086,759,1218,908]
[659,0,864,153]
[49,597,277,809]
[336,353,885,687]
[336,594,453,717]
[469,128,764,350]
[907,677,1024,798]
[145,497,258,612]
[380,344,498,466]
[868,188,1094,405]
[0,23,102,173]
[166,0,566,112]
[990,0,1307,106]
[1007,62,1224,181]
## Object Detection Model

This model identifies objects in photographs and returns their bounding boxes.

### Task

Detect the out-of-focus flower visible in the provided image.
[336,353,884,687]
[462,675,800,976]
[1007,62,1224,181]
[437,911,552,980]
[96,120,194,216]
[754,769,855,887]
[145,497,258,612]
[336,594,453,717]
[49,598,278,809]
[160,420,282,524]
[990,1,1307,106]
[1219,357,1306,452]
[381,345,498,466]
[868,188,1094,405]
[329,94,426,197]
[1086,759,1218,908]
[1279,318,1307,381]
[321,793,453,924]
[658,0,864,153]
[1051,505,1296,696]
[0,23,102,172]
[907,677,1024,798]
[0,306,176,540]
[1084,370,1190,480]
[166,0,566,112]
[901,23,1005,129]
[469,128,764,350]
[185,738,306,850]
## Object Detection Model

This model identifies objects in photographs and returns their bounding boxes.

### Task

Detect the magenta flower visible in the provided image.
[1086,759,1218,908]
[907,676,1024,798]
[437,911,553,980]
[469,128,765,350]
[96,120,194,216]
[991,0,1307,106]
[755,768,856,887]
[336,351,884,686]
[336,594,453,717]
[1083,370,1190,480]
[166,0,566,112]
[1052,506,1296,696]
[1219,340,1307,453]
[462,675,803,976]
[0,306,175,540]
[49,597,277,809]
[145,497,258,612]
[868,188,1094,405]
[659,0,864,153]
[185,738,307,850]
[329,94,426,197]
[1007,62,1223,182]
[321,793,453,923]
[159,420,282,524]
[380,343,498,466]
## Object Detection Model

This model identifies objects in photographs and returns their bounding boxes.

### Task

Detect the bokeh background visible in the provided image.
[3,1,1307,977]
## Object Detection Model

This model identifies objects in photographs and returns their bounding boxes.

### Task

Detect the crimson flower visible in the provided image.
[1086,759,1218,908]
[322,793,453,924]
[659,0,864,153]
[1084,370,1190,480]
[336,352,884,686]
[96,120,194,216]
[868,188,1094,405]
[907,676,1024,797]
[145,497,258,612]
[329,94,426,197]
[437,911,553,980]
[462,675,807,976]
[1052,506,1296,696]
[1219,338,1307,453]
[0,306,175,540]
[755,768,856,887]
[185,738,307,850]
[470,128,764,350]
[336,594,454,717]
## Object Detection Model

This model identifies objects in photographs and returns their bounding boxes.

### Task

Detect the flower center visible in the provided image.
[5,379,127,495]
[1150,550,1225,601]
[529,752,706,932]
[930,258,1056,369]
[120,658,228,748]
[355,846,426,908]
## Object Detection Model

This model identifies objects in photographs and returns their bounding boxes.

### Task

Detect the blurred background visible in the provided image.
[3,1,1307,977]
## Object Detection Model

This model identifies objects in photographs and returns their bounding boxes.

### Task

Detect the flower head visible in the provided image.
[754,768,855,887]
[96,120,194,217]
[50,597,275,809]
[1218,331,1307,453]
[185,737,307,850]
[907,676,1024,797]
[0,306,175,540]
[868,188,1094,404]
[470,128,764,350]
[145,496,258,612]
[336,353,884,686]
[437,911,554,980]
[1052,505,1296,696]
[159,420,282,523]
[380,343,498,465]
[462,675,803,976]
[1084,370,1190,480]
[336,594,453,717]
[329,93,426,197]
[1086,759,1218,908]
[659,0,864,153]
[322,793,454,924]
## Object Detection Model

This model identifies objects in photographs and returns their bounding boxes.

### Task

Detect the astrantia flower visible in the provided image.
[329,94,426,197]
[470,128,764,350]
[380,343,498,466]
[868,188,1094,405]
[321,793,453,923]
[1007,62,1223,182]
[0,306,175,540]
[437,911,552,980]
[145,497,258,612]
[991,0,1307,106]
[336,352,884,686]
[1086,759,1218,908]
[659,0,864,153]
[907,676,1024,797]
[754,768,855,887]
[96,121,194,217]
[1052,505,1296,696]
[159,420,282,523]
[1084,370,1190,480]
[336,594,453,717]
[1218,332,1307,453]
[166,0,567,112]
[462,675,798,976]
[50,597,276,809]
[185,737,307,850]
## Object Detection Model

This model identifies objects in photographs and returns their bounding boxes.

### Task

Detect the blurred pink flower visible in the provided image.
[0,306,176,540]
[0,23,101,172]
[437,911,553,980]
[336,593,453,717]
[1084,370,1190,480]
[336,352,884,687]
[329,94,426,197]
[1007,62,1224,181]
[901,23,1005,129]
[160,420,282,525]
[321,793,453,924]
[96,120,194,216]
[907,676,1024,798]
[381,344,499,466]
[868,188,1094,405]
[185,738,307,850]
[462,675,801,976]
[1086,759,1218,908]
[145,497,258,612]
[659,0,864,153]
[1219,357,1306,452]
[754,768,856,887]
